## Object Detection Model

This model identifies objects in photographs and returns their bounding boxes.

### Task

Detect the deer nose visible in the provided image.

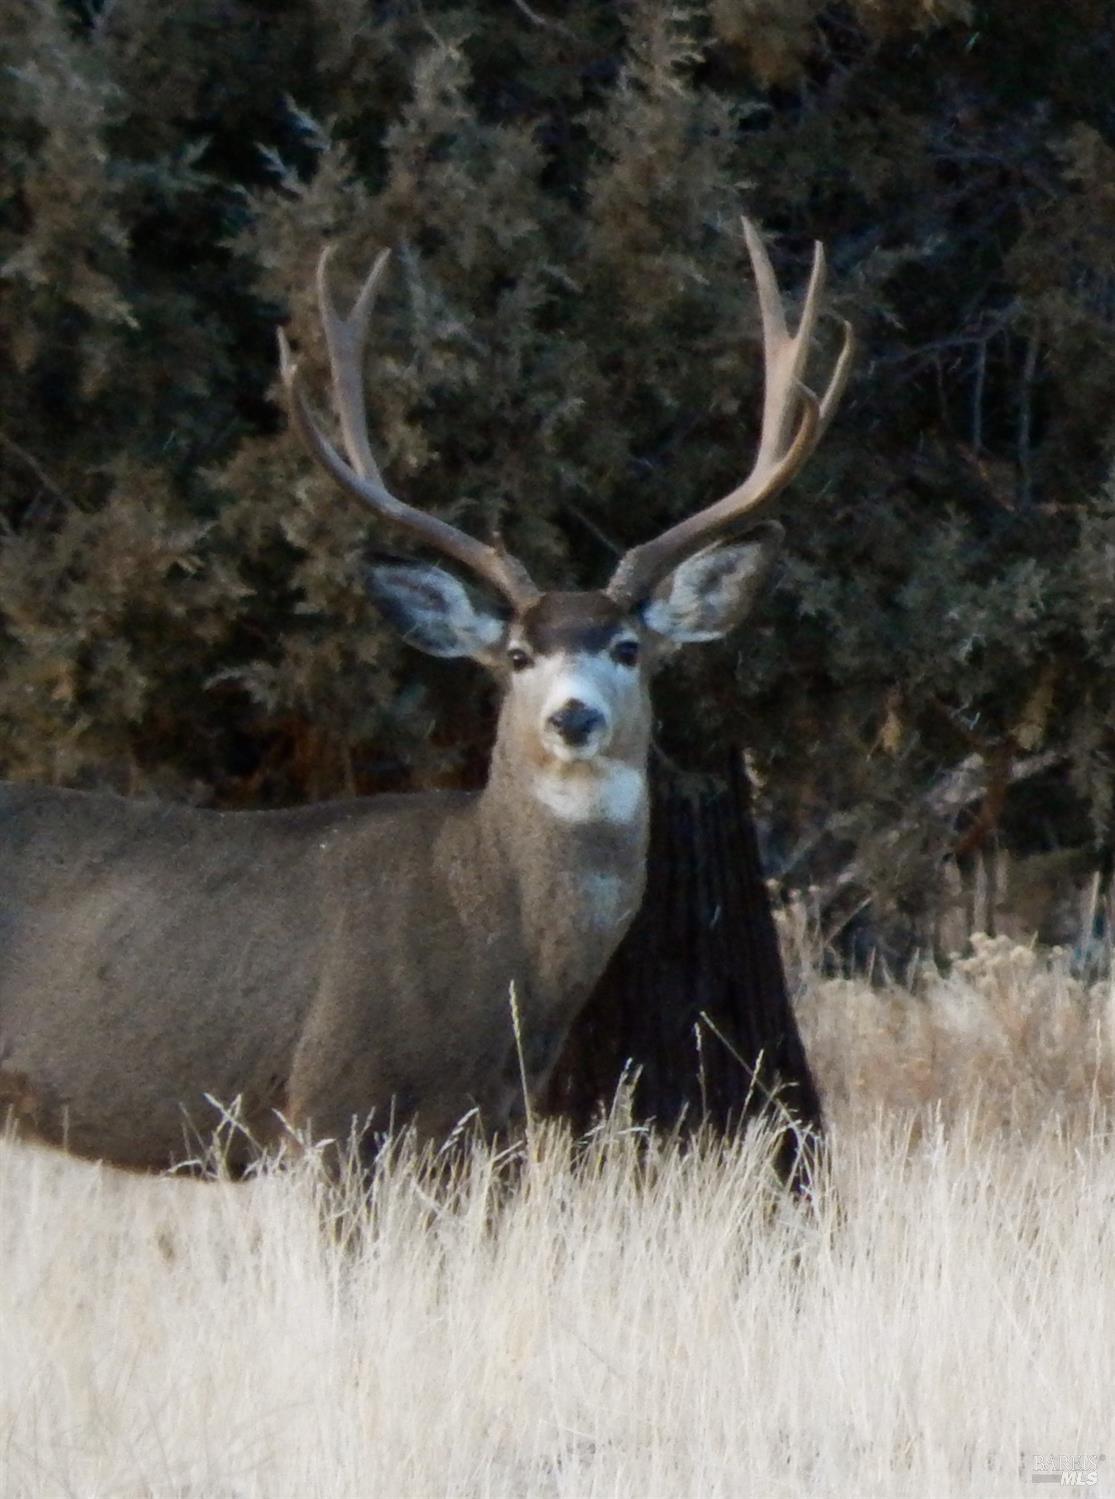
[547,699,605,747]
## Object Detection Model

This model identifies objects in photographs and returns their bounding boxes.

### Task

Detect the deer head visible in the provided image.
[278,221,853,803]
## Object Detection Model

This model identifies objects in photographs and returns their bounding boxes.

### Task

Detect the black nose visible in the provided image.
[547,699,605,747]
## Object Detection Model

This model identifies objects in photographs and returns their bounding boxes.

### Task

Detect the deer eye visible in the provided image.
[507,647,533,672]
[611,640,640,667]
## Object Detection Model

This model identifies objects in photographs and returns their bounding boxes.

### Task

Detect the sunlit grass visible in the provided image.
[3,939,1114,1498]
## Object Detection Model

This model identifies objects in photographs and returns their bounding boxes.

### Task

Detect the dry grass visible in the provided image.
[797,931,1115,1134]
[3,938,1115,1498]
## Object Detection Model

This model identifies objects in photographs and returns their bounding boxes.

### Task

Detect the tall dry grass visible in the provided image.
[795,930,1115,1134]
[3,937,1114,1498]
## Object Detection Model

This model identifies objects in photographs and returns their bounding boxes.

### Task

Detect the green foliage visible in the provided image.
[3,0,1115,923]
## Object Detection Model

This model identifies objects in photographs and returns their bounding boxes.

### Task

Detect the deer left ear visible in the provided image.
[641,525,783,645]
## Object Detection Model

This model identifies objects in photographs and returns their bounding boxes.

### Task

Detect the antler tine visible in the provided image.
[316,244,391,488]
[818,316,856,438]
[749,222,823,470]
[607,217,854,607]
[279,249,541,612]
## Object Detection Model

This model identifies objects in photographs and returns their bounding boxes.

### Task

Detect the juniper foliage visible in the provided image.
[3,0,1115,931]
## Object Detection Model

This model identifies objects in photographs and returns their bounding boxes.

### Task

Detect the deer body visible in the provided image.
[0,222,851,1172]
[0,645,649,1169]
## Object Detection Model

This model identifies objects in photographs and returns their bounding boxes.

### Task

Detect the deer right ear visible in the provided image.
[366,561,508,662]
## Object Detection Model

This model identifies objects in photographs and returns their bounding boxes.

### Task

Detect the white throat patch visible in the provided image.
[531,760,646,825]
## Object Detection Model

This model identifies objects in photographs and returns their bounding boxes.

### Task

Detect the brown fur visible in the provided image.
[0,531,781,1175]
[0,653,649,1172]
[519,591,628,655]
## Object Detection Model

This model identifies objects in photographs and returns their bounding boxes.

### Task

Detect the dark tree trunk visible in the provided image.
[545,752,823,1191]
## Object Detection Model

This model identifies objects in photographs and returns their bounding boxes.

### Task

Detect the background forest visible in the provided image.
[3,0,1115,952]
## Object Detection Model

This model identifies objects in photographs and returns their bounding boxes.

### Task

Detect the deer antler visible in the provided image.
[606,218,854,606]
[279,247,541,612]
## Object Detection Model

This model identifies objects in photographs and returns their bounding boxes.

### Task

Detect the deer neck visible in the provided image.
[475,732,651,989]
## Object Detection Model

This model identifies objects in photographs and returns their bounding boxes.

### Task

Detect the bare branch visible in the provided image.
[0,428,68,524]
[1017,330,1040,507]
[509,0,575,38]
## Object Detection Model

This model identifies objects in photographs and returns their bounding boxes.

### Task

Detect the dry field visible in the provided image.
[3,935,1115,1498]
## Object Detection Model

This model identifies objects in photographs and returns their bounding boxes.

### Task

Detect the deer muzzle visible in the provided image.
[547,699,606,750]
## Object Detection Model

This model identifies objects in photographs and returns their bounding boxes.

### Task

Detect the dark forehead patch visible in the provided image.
[519,591,630,654]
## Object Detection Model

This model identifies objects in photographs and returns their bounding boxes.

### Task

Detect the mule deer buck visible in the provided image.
[0,221,851,1173]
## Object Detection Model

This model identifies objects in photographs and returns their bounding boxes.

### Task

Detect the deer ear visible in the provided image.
[641,525,783,645]
[366,561,508,662]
